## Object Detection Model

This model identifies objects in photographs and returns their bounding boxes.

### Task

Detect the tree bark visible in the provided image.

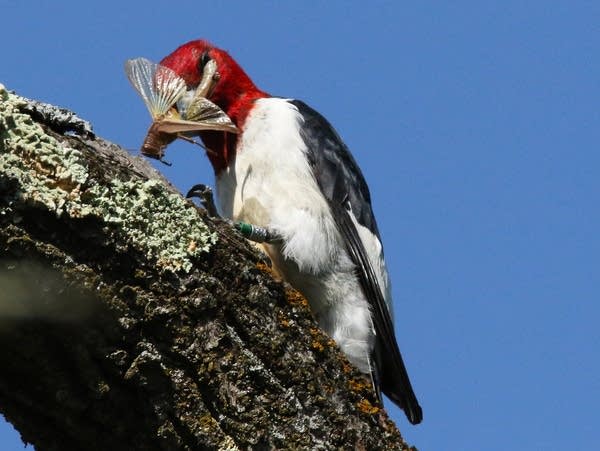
[0,86,415,450]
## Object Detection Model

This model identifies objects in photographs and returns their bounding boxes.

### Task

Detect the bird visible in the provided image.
[159,39,423,424]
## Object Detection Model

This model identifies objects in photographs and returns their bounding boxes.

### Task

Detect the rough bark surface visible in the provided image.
[0,86,416,450]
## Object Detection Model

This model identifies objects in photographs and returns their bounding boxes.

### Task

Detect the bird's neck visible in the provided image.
[212,78,267,125]
[203,83,267,175]
[200,129,236,175]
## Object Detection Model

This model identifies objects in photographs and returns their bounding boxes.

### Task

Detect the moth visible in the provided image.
[124,57,238,162]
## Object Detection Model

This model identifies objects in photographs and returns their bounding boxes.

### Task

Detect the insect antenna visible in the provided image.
[175,134,219,157]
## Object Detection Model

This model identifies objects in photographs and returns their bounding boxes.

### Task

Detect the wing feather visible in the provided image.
[292,99,423,424]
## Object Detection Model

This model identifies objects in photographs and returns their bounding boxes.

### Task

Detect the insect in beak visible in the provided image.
[124,57,238,163]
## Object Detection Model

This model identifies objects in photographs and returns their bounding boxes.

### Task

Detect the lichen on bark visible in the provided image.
[0,85,215,273]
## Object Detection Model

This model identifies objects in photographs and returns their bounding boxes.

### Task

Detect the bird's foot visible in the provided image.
[186,183,219,217]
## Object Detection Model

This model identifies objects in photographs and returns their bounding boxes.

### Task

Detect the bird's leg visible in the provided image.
[186,184,279,268]
[185,184,281,244]
[233,222,281,244]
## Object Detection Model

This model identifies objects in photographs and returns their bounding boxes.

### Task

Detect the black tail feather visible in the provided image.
[374,339,423,425]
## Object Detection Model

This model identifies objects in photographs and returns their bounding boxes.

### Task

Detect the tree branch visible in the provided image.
[0,85,415,450]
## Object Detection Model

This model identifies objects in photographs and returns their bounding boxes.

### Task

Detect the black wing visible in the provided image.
[291,100,423,425]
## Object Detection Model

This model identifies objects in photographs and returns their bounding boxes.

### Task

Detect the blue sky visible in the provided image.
[1,1,599,449]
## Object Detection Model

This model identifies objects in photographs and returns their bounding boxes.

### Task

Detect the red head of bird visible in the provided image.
[160,40,268,128]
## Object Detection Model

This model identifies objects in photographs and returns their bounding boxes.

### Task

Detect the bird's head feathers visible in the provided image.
[160,39,267,126]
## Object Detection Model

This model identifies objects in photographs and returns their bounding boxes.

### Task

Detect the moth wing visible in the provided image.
[124,58,186,119]
[155,118,239,135]
[184,97,233,124]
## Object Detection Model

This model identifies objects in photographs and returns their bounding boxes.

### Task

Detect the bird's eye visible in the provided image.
[198,50,211,72]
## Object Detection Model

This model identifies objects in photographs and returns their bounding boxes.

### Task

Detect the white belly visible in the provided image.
[216,98,380,373]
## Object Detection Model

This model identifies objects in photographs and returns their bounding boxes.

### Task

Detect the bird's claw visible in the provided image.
[186,183,219,217]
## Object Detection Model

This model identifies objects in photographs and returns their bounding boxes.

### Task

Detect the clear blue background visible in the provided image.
[1,1,598,449]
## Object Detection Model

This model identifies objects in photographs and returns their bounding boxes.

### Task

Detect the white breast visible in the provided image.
[215,97,387,374]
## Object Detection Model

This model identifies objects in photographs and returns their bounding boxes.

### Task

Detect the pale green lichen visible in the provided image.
[0,86,89,217]
[0,84,215,272]
[85,179,216,272]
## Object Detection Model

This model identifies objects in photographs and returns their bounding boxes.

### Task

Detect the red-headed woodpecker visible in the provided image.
[160,40,422,424]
